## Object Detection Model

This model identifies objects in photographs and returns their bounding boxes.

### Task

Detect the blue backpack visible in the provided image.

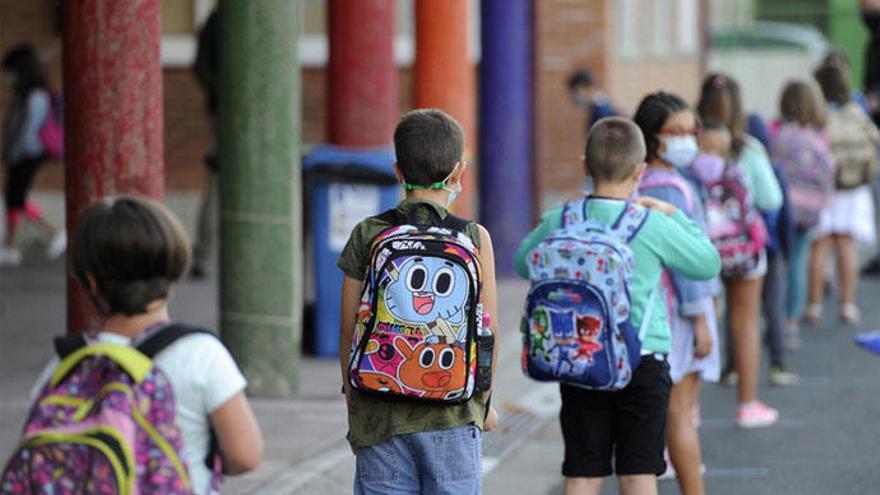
[521,197,655,390]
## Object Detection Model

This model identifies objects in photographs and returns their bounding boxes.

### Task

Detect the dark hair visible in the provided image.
[568,69,595,90]
[779,80,826,129]
[697,72,746,157]
[393,109,464,187]
[814,64,851,105]
[2,43,48,96]
[71,196,191,316]
[584,117,646,182]
[820,49,851,72]
[633,91,691,162]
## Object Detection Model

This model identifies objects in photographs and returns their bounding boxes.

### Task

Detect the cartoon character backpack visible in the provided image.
[771,123,835,228]
[348,208,487,404]
[703,162,768,278]
[521,198,656,390]
[1,324,222,495]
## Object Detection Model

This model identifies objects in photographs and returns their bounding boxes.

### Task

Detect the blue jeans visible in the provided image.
[354,425,482,495]
[786,229,811,320]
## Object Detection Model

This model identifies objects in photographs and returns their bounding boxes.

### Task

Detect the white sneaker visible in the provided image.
[47,231,67,259]
[0,247,23,266]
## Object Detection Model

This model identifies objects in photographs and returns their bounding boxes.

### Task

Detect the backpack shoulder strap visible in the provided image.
[639,171,695,213]
[561,196,589,227]
[610,203,650,242]
[135,322,217,359]
[374,207,406,227]
[441,213,471,232]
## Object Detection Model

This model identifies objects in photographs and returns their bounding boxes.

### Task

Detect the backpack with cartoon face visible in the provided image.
[771,123,835,228]
[704,163,768,278]
[348,208,485,404]
[521,198,655,391]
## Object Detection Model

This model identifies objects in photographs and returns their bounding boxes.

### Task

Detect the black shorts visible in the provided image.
[559,354,672,477]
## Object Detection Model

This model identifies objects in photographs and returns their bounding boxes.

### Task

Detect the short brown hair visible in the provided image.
[584,117,646,182]
[780,80,826,129]
[71,196,191,315]
[814,64,851,105]
[394,109,464,187]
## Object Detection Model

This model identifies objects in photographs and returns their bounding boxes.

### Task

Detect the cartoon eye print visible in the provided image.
[419,347,436,367]
[433,267,455,297]
[406,263,429,292]
[438,347,456,370]
[384,257,469,325]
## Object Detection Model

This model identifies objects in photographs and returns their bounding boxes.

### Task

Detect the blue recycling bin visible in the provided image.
[303,145,399,357]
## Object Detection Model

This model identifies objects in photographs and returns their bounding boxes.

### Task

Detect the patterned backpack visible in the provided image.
[521,198,655,390]
[348,208,485,404]
[1,324,222,495]
[704,163,768,278]
[770,123,835,228]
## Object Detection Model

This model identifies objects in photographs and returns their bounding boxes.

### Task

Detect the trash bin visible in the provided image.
[303,145,399,357]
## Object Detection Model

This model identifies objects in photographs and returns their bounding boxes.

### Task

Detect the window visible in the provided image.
[675,0,699,54]
[617,0,639,58]
[652,0,672,55]
[160,0,215,67]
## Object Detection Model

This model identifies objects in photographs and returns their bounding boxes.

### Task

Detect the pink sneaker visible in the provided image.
[736,400,779,429]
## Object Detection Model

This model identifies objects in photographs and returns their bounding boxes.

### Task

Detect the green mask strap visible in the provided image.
[403,180,446,191]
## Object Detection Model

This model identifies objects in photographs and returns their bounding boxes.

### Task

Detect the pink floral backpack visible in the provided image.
[1,324,223,494]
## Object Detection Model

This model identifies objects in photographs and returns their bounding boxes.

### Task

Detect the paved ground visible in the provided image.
[2,193,880,494]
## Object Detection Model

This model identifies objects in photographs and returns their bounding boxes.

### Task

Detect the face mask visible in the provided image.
[690,153,725,184]
[441,166,463,208]
[658,135,699,169]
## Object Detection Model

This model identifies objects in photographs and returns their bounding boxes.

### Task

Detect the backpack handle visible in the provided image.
[50,343,153,388]
[375,206,470,232]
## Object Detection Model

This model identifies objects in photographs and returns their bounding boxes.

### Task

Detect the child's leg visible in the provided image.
[807,235,833,317]
[618,475,659,495]
[833,234,858,307]
[417,425,482,495]
[761,252,785,370]
[727,276,763,404]
[353,435,420,495]
[564,477,604,495]
[785,229,811,321]
[666,373,705,495]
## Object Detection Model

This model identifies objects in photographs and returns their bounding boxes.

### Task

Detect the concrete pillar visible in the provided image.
[62,0,164,333]
[414,0,477,218]
[218,1,301,397]
[479,0,533,276]
[327,0,398,146]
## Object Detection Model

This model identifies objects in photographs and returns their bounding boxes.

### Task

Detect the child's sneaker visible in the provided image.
[769,367,799,386]
[46,231,67,259]
[736,400,779,429]
[840,303,861,326]
[0,247,23,266]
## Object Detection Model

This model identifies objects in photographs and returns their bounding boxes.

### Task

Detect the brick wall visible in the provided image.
[533,0,704,208]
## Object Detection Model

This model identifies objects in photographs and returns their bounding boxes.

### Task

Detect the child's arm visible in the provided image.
[210,392,263,474]
[741,138,783,212]
[692,314,713,358]
[513,206,563,279]
[637,197,721,281]
[476,224,499,431]
[339,276,364,401]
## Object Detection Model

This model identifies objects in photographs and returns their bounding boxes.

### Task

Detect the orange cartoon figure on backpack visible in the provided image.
[394,336,467,400]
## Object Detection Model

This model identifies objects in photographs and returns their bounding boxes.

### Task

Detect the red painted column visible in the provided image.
[327,0,398,146]
[414,0,477,218]
[62,0,165,333]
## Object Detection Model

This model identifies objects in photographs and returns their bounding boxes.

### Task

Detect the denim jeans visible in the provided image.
[786,229,812,320]
[354,425,482,495]
[763,250,786,369]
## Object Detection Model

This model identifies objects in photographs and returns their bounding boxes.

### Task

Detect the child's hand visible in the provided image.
[635,196,678,216]
[693,316,713,358]
[484,407,500,432]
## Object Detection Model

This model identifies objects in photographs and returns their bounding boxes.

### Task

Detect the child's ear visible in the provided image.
[449,161,467,184]
[393,162,404,184]
[633,162,647,182]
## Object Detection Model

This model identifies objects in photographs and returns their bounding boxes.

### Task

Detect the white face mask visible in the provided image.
[658,135,699,169]
[441,166,462,208]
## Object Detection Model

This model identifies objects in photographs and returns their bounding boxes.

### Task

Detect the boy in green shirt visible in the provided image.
[515,117,720,495]
[337,109,498,494]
